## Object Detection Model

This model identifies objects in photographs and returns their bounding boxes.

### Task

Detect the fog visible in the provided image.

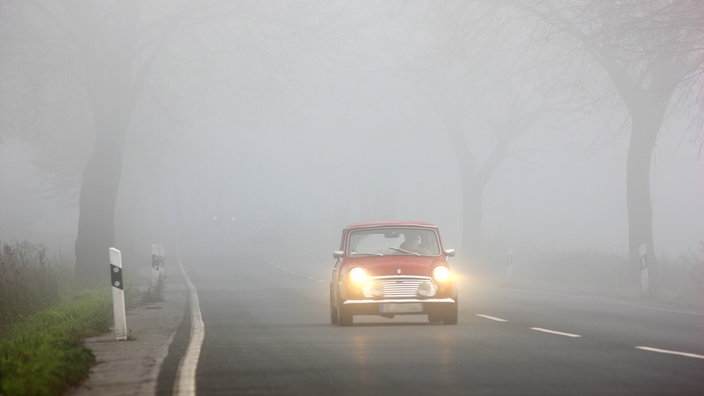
[1,2,702,282]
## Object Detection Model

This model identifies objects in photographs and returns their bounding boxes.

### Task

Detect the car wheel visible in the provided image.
[337,304,353,326]
[330,305,338,324]
[428,312,442,324]
[443,303,458,325]
[330,288,338,324]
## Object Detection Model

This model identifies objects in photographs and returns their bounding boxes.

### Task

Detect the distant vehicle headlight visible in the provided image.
[432,266,451,282]
[348,267,368,284]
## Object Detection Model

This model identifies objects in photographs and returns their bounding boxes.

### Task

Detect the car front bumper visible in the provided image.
[343,298,456,305]
[342,298,456,316]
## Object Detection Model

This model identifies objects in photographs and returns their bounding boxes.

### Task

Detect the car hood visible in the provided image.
[346,255,446,277]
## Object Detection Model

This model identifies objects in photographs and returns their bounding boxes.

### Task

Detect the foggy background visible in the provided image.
[1,1,702,285]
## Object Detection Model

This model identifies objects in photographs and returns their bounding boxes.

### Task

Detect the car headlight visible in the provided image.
[432,266,451,282]
[348,267,368,283]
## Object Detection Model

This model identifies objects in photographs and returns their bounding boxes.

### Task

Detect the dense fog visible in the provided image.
[1,1,702,284]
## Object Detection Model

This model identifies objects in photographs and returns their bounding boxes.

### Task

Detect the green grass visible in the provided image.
[0,241,73,331]
[0,289,112,396]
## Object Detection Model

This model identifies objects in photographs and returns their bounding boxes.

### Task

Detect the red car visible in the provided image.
[330,221,458,326]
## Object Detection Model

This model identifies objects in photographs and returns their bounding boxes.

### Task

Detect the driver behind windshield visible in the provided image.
[400,232,421,252]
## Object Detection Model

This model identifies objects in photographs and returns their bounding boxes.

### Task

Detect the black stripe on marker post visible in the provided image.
[111,264,124,290]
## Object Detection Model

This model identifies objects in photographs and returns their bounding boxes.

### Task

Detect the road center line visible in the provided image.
[174,257,205,396]
[530,327,582,338]
[636,346,704,360]
[475,314,507,322]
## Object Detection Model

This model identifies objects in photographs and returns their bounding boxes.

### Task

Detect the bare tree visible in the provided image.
[1,0,241,283]
[1,1,373,283]
[416,2,551,256]
[507,0,704,291]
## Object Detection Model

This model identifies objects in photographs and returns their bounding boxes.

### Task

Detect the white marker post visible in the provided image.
[160,244,166,279]
[151,243,160,289]
[109,247,128,341]
[150,243,166,290]
[639,243,649,296]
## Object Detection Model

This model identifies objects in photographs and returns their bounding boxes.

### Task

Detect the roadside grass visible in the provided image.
[0,241,73,331]
[0,289,112,396]
[472,242,704,308]
[0,241,135,396]
[0,240,153,395]
[656,246,704,307]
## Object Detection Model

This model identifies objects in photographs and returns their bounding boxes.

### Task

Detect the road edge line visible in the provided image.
[173,257,205,396]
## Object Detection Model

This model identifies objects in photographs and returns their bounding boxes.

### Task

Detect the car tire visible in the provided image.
[330,305,338,324]
[337,304,353,326]
[330,287,338,324]
[428,312,442,324]
[443,303,458,325]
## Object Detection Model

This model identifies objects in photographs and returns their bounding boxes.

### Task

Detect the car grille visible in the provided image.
[361,276,437,298]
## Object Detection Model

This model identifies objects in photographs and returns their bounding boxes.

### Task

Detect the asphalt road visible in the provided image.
[173,248,704,395]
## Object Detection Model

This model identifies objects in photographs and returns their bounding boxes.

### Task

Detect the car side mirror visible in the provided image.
[444,249,455,257]
[333,250,344,259]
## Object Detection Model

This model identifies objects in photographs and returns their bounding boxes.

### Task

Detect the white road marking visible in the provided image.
[530,327,582,338]
[174,258,205,396]
[635,346,704,360]
[476,314,507,322]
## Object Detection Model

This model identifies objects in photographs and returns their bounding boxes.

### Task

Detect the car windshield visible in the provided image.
[347,227,441,257]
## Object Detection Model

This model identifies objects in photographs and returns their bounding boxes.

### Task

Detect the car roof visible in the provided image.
[345,221,438,230]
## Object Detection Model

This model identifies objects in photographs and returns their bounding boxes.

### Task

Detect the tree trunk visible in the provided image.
[597,53,676,296]
[445,115,483,256]
[625,93,669,294]
[74,108,130,284]
[66,1,139,285]
[73,52,133,284]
